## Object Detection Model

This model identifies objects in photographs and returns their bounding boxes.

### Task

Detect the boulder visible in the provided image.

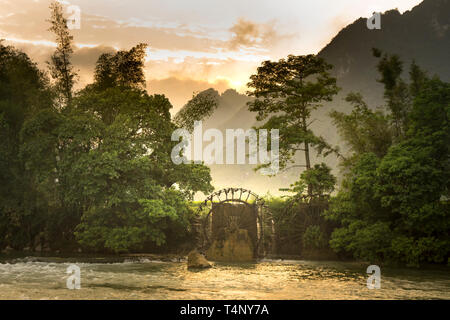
[187,250,211,269]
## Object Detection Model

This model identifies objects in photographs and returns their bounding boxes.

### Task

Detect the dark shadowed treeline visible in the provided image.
[323,50,450,267]
[0,2,212,254]
[0,2,448,267]
[261,50,449,267]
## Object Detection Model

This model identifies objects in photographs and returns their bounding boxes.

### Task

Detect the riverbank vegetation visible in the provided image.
[0,3,212,254]
[0,2,448,267]
[263,50,449,267]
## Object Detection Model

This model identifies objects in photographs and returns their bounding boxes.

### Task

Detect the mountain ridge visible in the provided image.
[181,0,450,196]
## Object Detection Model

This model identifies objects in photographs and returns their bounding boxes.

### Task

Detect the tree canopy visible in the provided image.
[325,52,450,266]
[0,4,213,253]
[247,54,339,196]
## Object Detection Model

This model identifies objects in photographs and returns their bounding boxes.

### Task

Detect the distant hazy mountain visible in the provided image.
[201,88,254,131]
[183,0,450,197]
[319,0,450,107]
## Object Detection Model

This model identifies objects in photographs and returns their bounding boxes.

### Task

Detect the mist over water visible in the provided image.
[0,258,448,300]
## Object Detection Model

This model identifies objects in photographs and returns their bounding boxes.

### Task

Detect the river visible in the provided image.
[0,256,448,299]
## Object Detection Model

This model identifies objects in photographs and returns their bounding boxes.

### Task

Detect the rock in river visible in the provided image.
[187,250,211,269]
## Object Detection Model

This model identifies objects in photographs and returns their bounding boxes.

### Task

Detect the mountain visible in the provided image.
[201,88,254,131]
[182,0,450,197]
[319,0,450,107]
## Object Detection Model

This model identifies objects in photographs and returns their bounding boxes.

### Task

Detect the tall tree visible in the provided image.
[373,49,412,139]
[0,42,53,250]
[330,93,393,160]
[93,43,148,90]
[47,1,77,107]
[20,40,213,252]
[247,54,339,196]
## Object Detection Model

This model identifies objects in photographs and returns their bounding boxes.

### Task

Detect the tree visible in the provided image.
[16,34,214,252]
[70,86,213,252]
[282,163,336,200]
[173,88,219,131]
[325,55,450,266]
[93,43,148,90]
[2,5,215,254]
[0,42,53,250]
[373,49,414,139]
[303,225,328,250]
[247,54,339,196]
[47,1,77,106]
[330,93,393,160]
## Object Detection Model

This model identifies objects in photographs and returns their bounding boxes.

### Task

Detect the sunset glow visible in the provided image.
[0,0,423,110]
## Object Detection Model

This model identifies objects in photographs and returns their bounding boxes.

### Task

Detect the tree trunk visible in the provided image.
[302,116,312,196]
[304,141,312,196]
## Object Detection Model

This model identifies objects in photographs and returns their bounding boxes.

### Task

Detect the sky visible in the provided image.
[0,0,423,111]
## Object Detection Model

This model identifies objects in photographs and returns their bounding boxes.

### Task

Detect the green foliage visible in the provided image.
[93,43,148,90]
[303,225,328,250]
[0,42,53,250]
[390,236,449,267]
[329,221,392,262]
[0,25,213,253]
[283,163,336,202]
[47,1,77,106]
[173,88,219,131]
[75,188,192,253]
[1,4,448,268]
[375,50,415,139]
[247,55,339,195]
[325,56,450,266]
[50,85,212,252]
[249,55,342,255]
[265,196,332,256]
[330,93,393,158]
[300,163,335,197]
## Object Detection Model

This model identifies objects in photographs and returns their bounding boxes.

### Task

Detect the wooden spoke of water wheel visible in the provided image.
[194,188,271,257]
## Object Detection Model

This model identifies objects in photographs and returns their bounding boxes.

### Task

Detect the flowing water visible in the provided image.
[0,256,448,300]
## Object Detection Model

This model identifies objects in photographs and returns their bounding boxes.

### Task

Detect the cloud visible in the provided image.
[227,18,292,51]
[5,40,116,88]
[71,45,117,85]
[0,0,293,111]
[71,45,116,69]
[0,0,227,53]
[229,18,261,49]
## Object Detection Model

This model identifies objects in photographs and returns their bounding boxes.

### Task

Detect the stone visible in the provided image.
[206,228,254,262]
[187,250,211,269]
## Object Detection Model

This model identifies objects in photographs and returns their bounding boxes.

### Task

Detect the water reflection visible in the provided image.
[0,257,448,299]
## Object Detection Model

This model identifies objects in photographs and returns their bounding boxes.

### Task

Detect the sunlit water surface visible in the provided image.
[0,257,448,299]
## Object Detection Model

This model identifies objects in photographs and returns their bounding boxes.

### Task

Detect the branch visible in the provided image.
[307,119,317,127]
